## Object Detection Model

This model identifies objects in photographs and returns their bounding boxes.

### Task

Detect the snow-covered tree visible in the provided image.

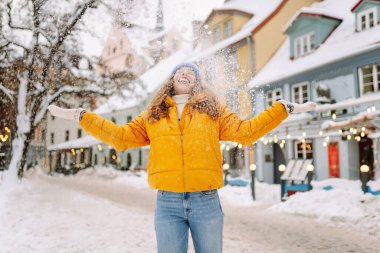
[0,0,143,187]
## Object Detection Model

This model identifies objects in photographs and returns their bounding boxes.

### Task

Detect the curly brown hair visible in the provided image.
[145,77,224,124]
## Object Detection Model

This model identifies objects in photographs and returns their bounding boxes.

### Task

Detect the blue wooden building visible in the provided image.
[248,0,380,184]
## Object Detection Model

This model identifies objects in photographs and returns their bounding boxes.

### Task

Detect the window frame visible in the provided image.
[295,139,313,159]
[358,62,380,95]
[213,27,221,43]
[294,32,316,58]
[357,7,377,31]
[224,49,239,82]
[292,82,310,103]
[266,88,283,106]
[224,20,233,39]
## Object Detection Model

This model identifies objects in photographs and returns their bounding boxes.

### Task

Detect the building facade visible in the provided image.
[248,0,380,183]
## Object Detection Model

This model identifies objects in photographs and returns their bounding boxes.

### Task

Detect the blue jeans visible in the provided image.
[155,189,224,253]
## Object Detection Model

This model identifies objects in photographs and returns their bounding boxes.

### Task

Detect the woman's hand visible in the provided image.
[47,105,84,122]
[278,100,316,114]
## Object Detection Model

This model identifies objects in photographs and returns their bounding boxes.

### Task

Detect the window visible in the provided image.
[113,47,117,54]
[295,140,313,159]
[65,130,70,141]
[213,27,221,43]
[266,88,283,106]
[50,133,54,144]
[125,54,133,67]
[172,39,177,50]
[357,7,377,31]
[358,63,380,95]
[126,116,132,123]
[224,20,232,38]
[224,50,238,82]
[77,129,82,138]
[111,117,116,123]
[294,32,316,58]
[292,82,309,103]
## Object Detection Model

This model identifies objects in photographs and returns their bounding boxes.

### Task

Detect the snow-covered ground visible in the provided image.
[1,166,380,252]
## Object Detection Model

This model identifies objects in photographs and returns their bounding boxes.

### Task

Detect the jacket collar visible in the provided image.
[166,96,176,107]
[166,92,210,107]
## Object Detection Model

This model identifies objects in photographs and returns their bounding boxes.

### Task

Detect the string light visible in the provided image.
[332,113,336,119]
[319,131,323,136]
[347,135,351,140]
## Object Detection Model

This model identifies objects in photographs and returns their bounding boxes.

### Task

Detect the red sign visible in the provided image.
[328,142,340,178]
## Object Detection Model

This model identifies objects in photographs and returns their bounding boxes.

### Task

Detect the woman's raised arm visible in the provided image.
[48,105,150,151]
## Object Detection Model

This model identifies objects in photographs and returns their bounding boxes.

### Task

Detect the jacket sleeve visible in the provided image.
[79,111,150,152]
[219,101,288,146]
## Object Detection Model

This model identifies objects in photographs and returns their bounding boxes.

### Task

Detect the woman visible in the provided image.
[48,62,316,253]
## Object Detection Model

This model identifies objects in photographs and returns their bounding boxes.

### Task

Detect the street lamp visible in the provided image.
[223,163,230,186]
[307,164,314,191]
[278,164,286,201]
[360,164,370,194]
[250,164,256,200]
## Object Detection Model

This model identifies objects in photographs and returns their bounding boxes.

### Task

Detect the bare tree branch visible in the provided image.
[0,82,15,101]
[40,0,98,85]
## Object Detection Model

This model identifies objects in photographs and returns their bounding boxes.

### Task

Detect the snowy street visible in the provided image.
[1,169,379,253]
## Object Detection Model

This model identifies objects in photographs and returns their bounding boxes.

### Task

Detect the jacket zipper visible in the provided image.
[178,105,186,192]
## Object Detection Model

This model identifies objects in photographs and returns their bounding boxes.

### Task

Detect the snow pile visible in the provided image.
[74,166,149,189]
[0,176,156,253]
[269,178,380,235]
[219,179,281,206]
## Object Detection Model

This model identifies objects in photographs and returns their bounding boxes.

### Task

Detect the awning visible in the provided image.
[321,110,380,131]
[48,135,101,151]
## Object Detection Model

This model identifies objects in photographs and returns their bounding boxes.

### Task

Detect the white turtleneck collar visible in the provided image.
[172,94,190,120]
[172,94,190,104]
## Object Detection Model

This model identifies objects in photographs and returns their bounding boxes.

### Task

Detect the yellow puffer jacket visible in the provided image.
[80,96,288,193]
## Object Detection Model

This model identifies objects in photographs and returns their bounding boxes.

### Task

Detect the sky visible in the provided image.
[80,0,224,57]
[163,0,224,34]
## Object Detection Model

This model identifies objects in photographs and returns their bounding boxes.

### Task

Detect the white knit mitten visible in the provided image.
[278,100,316,114]
[47,105,85,122]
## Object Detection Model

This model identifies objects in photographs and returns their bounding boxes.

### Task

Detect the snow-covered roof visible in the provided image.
[316,92,380,112]
[249,0,380,88]
[321,109,380,131]
[48,135,101,151]
[94,89,145,115]
[191,0,282,61]
[280,113,313,126]
[213,0,259,14]
[283,5,343,33]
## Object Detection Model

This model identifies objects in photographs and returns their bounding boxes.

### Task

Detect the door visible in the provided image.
[273,143,286,184]
[359,137,374,180]
[328,142,340,178]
